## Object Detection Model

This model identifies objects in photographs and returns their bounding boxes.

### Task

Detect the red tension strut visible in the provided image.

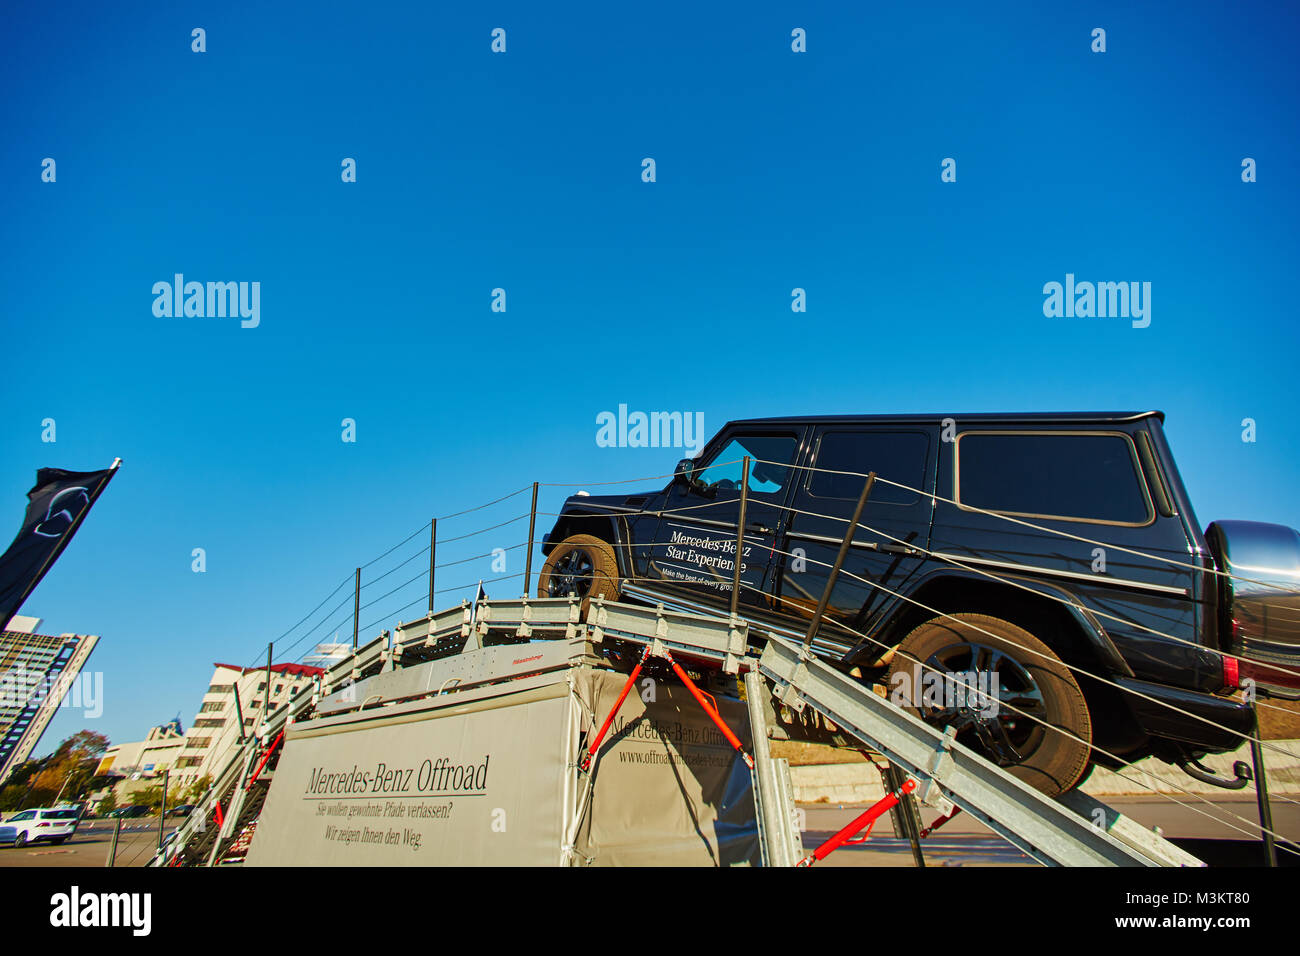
[245,730,285,790]
[797,777,919,867]
[580,644,754,772]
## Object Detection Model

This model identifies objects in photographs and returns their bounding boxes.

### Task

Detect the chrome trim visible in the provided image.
[788,530,883,550]
[564,502,648,515]
[931,552,1188,596]
[663,517,737,532]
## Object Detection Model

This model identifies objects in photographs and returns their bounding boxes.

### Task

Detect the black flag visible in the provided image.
[0,463,119,632]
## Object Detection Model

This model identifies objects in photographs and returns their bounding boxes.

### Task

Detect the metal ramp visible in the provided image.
[755,630,1198,866]
[587,597,1198,867]
[156,595,1200,867]
[157,670,318,866]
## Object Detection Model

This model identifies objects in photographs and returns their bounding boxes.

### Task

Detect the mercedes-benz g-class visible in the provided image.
[538,412,1300,795]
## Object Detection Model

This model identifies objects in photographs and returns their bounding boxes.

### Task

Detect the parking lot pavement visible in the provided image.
[798,795,1300,867]
[0,818,182,868]
[3,798,1296,866]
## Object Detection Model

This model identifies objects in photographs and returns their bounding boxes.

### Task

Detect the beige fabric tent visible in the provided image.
[245,666,759,866]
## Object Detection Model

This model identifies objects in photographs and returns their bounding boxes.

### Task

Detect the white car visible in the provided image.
[0,807,80,847]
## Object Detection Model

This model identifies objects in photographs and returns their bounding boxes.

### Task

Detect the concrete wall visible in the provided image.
[790,739,1300,804]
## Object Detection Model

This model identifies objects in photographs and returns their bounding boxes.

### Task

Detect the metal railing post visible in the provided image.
[1251,706,1277,866]
[802,473,875,650]
[158,769,169,853]
[428,518,437,612]
[730,457,751,618]
[524,482,539,597]
[352,567,361,651]
[232,683,246,745]
[105,817,121,867]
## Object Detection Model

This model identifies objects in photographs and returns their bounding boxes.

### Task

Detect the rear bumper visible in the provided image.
[1115,677,1254,754]
[1237,642,1300,700]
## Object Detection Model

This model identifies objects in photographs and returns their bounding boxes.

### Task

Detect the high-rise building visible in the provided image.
[168,662,323,794]
[0,615,100,787]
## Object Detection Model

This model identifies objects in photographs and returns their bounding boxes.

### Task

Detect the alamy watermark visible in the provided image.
[890,667,1000,718]
[1042,273,1150,328]
[152,275,260,328]
[1,664,103,719]
[596,405,705,455]
[50,886,150,936]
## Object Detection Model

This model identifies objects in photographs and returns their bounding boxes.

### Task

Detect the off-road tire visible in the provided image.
[536,534,621,609]
[885,612,1093,796]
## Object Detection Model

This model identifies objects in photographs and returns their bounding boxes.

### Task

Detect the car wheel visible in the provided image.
[14,831,28,848]
[536,534,620,609]
[885,612,1093,797]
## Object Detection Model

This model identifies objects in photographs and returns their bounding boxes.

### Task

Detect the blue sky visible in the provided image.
[2,1,1298,752]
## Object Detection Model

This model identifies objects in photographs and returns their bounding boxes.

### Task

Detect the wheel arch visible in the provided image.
[542,512,629,575]
[861,568,1131,680]
[544,511,619,549]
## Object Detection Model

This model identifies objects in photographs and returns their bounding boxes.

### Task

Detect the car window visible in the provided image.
[9,811,35,822]
[40,810,78,820]
[808,431,929,504]
[957,431,1152,525]
[695,434,797,495]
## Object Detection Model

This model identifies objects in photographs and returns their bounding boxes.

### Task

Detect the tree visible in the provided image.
[130,785,163,809]
[52,730,110,761]
[30,730,111,802]
[182,774,213,804]
[0,730,111,811]
[0,761,43,812]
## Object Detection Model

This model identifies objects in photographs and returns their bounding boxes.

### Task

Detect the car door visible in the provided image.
[775,425,938,660]
[646,426,807,615]
[931,423,1198,688]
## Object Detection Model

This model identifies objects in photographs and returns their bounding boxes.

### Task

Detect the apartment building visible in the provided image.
[169,661,323,795]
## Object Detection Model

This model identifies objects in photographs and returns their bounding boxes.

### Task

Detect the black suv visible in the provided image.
[539,412,1300,795]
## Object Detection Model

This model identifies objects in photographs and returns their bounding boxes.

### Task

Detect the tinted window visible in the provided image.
[809,431,929,505]
[696,434,797,495]
[957,432,1151,524]
[40,810,78,820]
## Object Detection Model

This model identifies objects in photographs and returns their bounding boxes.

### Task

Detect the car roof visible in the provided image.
[727,410,1164,428]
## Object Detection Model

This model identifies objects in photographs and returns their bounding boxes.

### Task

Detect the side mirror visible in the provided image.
[674,458,695,485]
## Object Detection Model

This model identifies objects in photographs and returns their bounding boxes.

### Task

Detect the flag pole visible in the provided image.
[0,458,122,633]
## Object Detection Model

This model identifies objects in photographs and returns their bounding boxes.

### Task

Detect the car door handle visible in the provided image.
[880,542,917,555]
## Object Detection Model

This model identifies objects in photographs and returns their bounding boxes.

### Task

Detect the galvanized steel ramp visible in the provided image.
[156,596,1199,867]
[756,634,1199,866]
[587,597,1198,867]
